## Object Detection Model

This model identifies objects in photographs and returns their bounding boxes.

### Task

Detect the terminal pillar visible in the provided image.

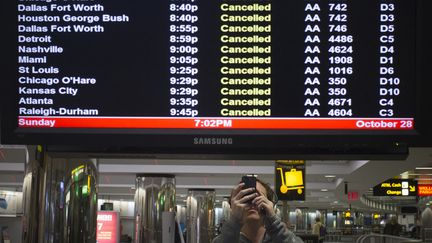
[186,189,216,243]
[22,146,98,243]
[22,146,42,243]
[421,207,432,241]
[134,174,176,243]
[62,158,98,243]
[281,201,290,226]
[295,208,306,231]
[221,197,231,222]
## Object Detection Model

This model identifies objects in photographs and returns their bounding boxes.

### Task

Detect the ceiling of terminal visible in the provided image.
[1,145,432,212]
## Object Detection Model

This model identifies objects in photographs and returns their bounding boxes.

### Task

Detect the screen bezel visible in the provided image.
[1,0,431,159]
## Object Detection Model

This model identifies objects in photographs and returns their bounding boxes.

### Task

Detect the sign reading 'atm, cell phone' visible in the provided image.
[275,160,305,201]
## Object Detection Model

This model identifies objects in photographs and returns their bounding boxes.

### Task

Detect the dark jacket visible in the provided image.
[383,222,402,236]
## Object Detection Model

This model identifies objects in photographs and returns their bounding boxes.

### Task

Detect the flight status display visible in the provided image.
[8,0,416,131]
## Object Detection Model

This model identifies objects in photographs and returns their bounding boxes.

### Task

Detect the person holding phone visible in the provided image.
[212,176,303,243]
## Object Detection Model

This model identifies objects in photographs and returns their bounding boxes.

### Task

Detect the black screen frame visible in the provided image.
[1,0,431,159]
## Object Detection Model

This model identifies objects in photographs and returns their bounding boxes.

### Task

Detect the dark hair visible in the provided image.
[256,178,277,204]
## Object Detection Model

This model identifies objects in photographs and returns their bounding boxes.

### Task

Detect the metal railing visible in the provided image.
[355,233,423,243]
[424,227,432,242]
[323,228,369,242]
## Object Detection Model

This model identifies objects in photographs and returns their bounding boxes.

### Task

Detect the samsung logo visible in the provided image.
[193,137,233,145]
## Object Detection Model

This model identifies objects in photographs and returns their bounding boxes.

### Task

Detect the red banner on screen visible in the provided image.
[18,116,414,130]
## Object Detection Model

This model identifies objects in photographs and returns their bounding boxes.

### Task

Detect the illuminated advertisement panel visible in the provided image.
[97,211,119,243]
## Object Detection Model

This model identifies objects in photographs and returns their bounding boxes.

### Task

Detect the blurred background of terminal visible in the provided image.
[1,145,432,243]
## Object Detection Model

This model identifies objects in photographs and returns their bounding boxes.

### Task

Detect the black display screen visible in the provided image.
[1,0,431,157]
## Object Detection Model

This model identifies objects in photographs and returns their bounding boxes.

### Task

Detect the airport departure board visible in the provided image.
[6,0,417,132]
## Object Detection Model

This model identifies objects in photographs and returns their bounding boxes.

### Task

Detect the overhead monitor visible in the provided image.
[1,0,431,158]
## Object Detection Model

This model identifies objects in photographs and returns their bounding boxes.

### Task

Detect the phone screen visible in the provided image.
[242,176,256,189]
[241,176,256,204]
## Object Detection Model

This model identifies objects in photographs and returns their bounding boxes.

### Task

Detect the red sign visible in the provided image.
[418,185,432,196]
[347,191,359,201]
[97,211,119,243]
[18,117,414,130]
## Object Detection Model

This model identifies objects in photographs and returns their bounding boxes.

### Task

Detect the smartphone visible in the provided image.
[242,175,256,189]
[241,175,256,204]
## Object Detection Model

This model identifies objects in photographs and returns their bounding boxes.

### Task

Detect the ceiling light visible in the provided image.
[325,175,336,178]
[321,189,328,192]
[405,174,432,176]
[415,167,432,170]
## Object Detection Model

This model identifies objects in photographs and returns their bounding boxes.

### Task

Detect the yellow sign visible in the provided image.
[87,175,91,194]
[275,161,305,201]
[373,179,417,197]
[71,165,85,177]
[278,168,304,194]
[276,160,305,165]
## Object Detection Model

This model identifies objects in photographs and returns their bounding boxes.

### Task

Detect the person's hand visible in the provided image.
[252,191,275,218]
[230,183,258,222]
